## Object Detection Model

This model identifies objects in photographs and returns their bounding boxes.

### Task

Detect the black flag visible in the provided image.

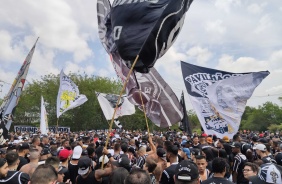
[180,91,191,134]
[111,0,194,73]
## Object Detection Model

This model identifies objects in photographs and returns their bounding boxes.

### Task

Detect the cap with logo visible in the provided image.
[78,156,92,175]
[175,160,199,182]
[230,142,241,148]
[112,155,131,169]
[249,163,282,184]
[99,156,109,164]
[41,147,51,156]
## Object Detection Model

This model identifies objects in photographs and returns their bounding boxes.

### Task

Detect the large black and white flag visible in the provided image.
[97,0,184,128]
[96,92,135,120]
[181,62,269,138]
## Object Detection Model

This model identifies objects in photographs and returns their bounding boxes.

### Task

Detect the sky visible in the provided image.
[0,0,281,111]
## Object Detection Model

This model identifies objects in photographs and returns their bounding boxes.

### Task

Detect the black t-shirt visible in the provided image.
[202,177,234,184]
[77,171,99,184]
[68,161,79,184]
[262,155,277,164]
[0,171,30,184]
[160,163,178,184]
[232,153,248,184]
[17,156,28,170]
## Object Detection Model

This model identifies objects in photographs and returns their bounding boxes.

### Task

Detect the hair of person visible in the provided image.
[5,151,19,166]
[164,140,173,149]
[195,155,206,161]
[71,141,78,150]
[166,145,178,156]
[192,136,198,140]
[109,167,129,184]
[32,136,40,144]
[125,168,151,184]
[45,156,60,169]
[30,164,58,184]
[211,157,227,173]
[201,148,215,162]
[244,162,259,173]
[29,149,40,160]
[233,134,239,141]
[121,143,128,153]
[62,139,69,145]
[145,158,157,173]
[264,143,271,152]
[87,146,95,156]
[138,146,146,154]
[155,138,163,147]
[114,143,121,151]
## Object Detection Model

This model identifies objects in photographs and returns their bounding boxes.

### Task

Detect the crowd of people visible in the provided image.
[0,129,282,184]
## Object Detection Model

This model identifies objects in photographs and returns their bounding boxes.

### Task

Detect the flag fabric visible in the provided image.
[0,38,39,131]
[56,70,88,118]
[40,96,49,135]
[181,61,269,138]
[114,119,122,129]
[96,92,135,120]
[110,0,194,73]
[180,91,191,134]
[97,0,184,127]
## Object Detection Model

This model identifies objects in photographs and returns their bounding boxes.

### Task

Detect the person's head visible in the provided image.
[17,142,30,155]
[129,139,135,146]
[78,156,92,176]
[192,136,199,145]
[99,156,110,169]
[231,142,241,154]
[121,143,128,153]
[211,157,227,174]
[42,136,49,145]
[109,167,129,184]
[32,136,40,146]
[174,160,200,184]
[195,155,207,173]
[30,164,58,184]
[40,147,51,160]
[243,162,259,180]
[249,163,282,184]
[62,140,69,148]
[5,151,19,167]
[57,166,68,183]
[253,144,267,158]
[137,146,146,157]
[166,145,178,160]
[125,168,151,184]
[0,158,8,178]
[58,149,72,162]
[86,147,95,158]
[72,146,82,160]
[112,154,131,171]
[29,149,40,161]
[233,134,241,142]
[45,156,60,171]
[144,157,157,173]
[114,143,121,152]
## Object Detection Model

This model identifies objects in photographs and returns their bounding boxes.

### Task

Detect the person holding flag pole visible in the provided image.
[56,70,88,133]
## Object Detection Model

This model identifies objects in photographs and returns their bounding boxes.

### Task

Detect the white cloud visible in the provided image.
[247,3,266,14]
[254,14,272,34]
[186,46,212,65]
[205,19,226,34]
[214,0,241,13]
[64,61,96,76]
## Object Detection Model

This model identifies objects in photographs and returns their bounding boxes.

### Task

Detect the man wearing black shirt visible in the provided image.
[202,157,233,184]
[192,136,201,149]
[254,143,276,164]
[16,143,29,170]
[160,145,179,184]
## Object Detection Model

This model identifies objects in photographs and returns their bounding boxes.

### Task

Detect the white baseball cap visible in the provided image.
[253,144,267,151]
[72,146,82,159]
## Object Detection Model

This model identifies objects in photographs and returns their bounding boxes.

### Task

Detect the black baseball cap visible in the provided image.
[17,143,30,151]
[78,156,92,175]
[112,154,131,170]
[157,148,166,161]
[230,142,241,148]
[41,147,51,156]
[175,160,199,182]
[58,166,68,174]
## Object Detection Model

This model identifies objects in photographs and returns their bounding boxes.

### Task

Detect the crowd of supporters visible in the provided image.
[0,129,282,184]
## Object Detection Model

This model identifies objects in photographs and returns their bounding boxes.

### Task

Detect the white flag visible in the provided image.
[40,96,49,135]
[96,92,135,120]
[57,70,88,118]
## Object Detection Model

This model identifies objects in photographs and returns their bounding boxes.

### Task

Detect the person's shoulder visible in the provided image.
[202,177,233,184]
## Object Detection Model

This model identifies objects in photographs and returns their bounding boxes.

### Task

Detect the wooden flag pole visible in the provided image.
[138,89,150,135]
[56,118,59,133]
[101,55,139,169]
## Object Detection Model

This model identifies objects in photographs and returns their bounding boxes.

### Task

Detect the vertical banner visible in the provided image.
[181,61,269,138]
[40,96,49,135]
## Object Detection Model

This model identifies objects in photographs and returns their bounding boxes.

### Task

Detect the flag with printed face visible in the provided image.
[181,61,269,138]
[57,70,88,118]
[97,0,183,127]
[40,96,49,135]
[0,38,39,132]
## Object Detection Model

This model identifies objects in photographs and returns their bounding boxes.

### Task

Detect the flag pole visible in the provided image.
[56,118,59,133]
[101,55,139,169]
[138,90,150,135]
